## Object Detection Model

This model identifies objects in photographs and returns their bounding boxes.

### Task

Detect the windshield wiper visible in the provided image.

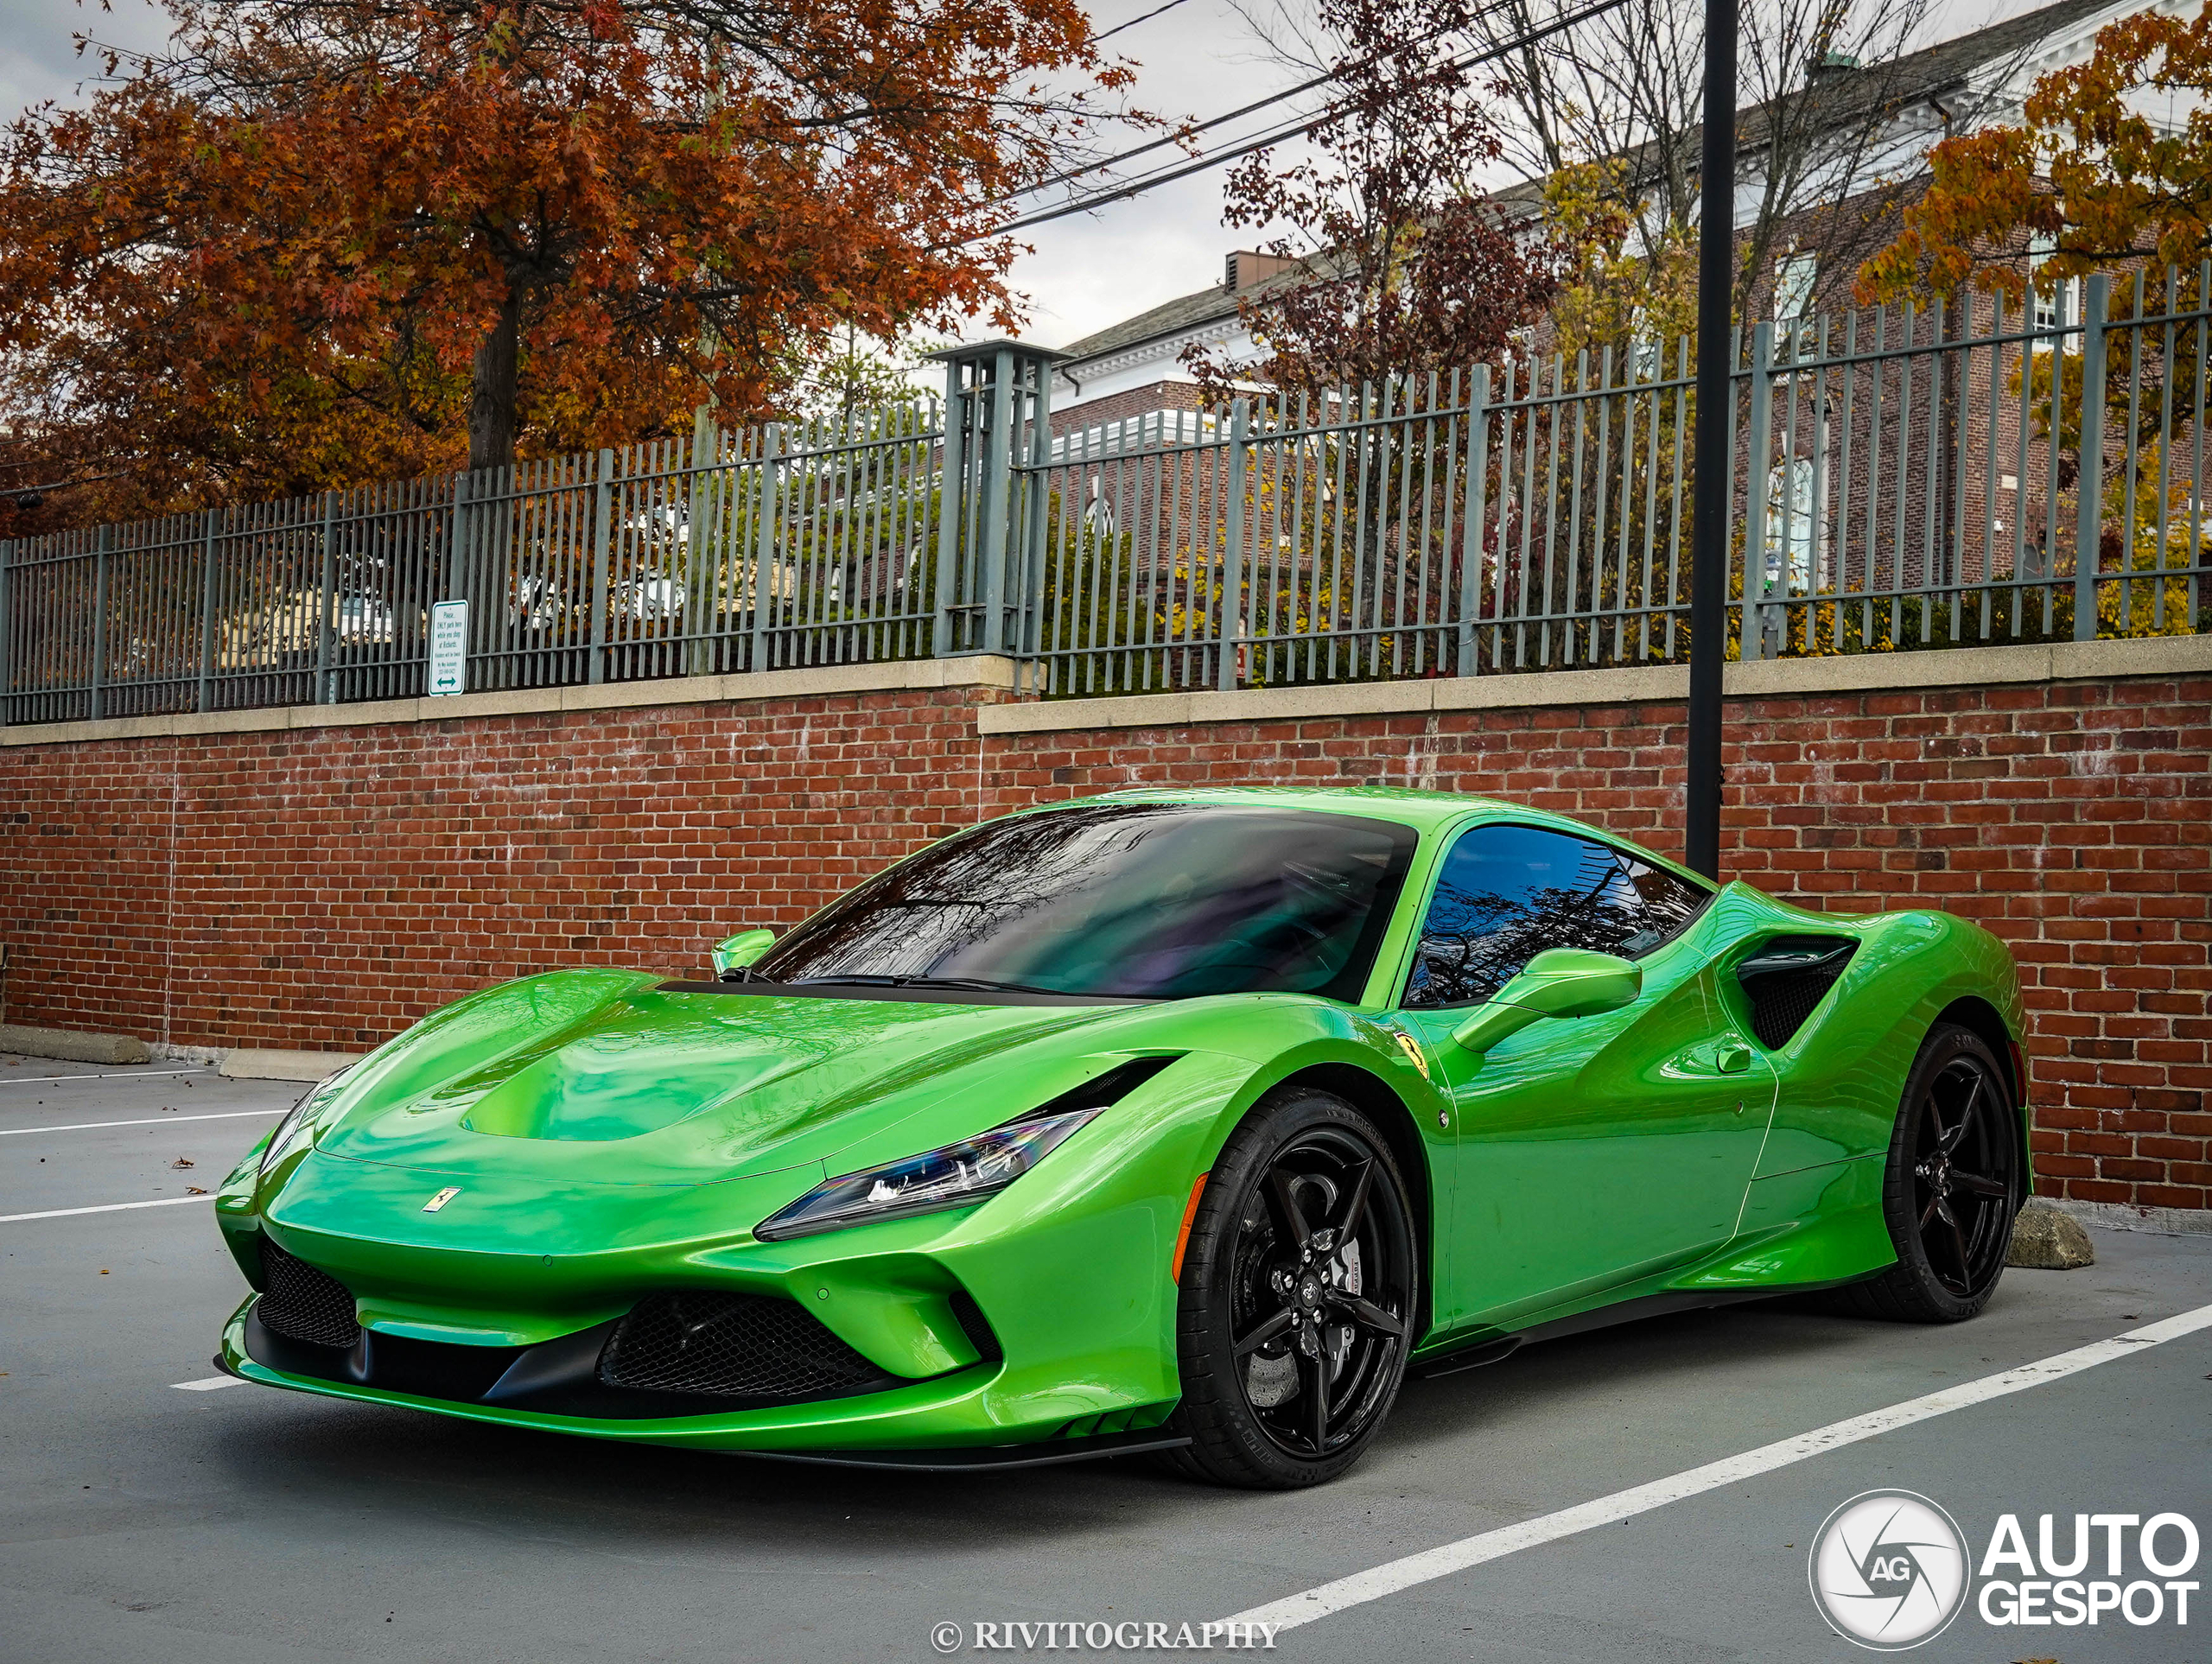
[890,975,1068,996]
[785,974,1069,997]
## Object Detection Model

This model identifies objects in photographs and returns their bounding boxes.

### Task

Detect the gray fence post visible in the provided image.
[447,472,471,606]
[932,360,967,658]
[589,448,614,685]
[196,508,219,713]
[752,426,781,675]
[2073,272,2110,641]
[976,347,1016,656]
[1740,322,1775,663]
[1219,397,1250,691]
[0,537,12,725]
[1020,359,1056,669]
[687,415,715,679]
[88,524,111,721]
[315,490,338,703]
[1457,365,1491,677]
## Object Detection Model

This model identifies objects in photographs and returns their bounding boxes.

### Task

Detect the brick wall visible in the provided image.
[0,682,999,1055]
[3,657,2207,1213]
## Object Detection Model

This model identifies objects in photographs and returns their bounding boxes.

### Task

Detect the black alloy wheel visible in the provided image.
[1165,1087,1419,1488]
[1838,1023,2021,1323]
[1910,1054,2016,1298]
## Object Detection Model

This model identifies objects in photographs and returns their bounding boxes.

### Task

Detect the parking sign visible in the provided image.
[428,600,467,695]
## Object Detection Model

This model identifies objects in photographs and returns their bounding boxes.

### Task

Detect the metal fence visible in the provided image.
[5,272,2208,724]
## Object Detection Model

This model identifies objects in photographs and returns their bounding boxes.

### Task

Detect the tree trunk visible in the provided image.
[468,284,522,473]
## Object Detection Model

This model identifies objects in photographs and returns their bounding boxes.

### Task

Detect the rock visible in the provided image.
[2008,1204,2096,1269]
[218,1048,367,1083]
[0,1024,151,1065]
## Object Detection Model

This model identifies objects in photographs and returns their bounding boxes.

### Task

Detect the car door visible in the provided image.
[1391,822,1777,1332]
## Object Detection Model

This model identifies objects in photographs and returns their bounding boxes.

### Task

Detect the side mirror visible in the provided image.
[1448,949,1643,1055]
[711,929,776,980]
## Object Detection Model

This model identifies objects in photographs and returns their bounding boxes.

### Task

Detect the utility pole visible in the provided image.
[1684,0,1737,880]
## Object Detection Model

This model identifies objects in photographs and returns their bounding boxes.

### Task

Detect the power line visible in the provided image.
[1007,7,1491,208]
[979,0,1629,240]
[1094,0,1201,42]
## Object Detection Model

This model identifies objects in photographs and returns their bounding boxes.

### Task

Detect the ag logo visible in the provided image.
[1809,1490,1971,1650]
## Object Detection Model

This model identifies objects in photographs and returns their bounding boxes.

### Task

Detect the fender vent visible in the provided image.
[599,1290,894,1400]
[948,1288,1002,1363]
[257,1240,362,1350]
[1738,935,1859,1050]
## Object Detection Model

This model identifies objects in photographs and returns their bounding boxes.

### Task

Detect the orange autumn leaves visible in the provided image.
[1861,2,2212,304]
[0,0,1128,524]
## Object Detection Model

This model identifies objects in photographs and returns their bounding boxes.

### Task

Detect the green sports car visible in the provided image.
[214,787,2030,1488]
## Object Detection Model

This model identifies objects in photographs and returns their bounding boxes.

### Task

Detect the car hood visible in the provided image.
[308,972,1149,1189]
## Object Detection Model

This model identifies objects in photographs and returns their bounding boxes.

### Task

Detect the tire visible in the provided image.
[1834,1023,2022,1323]
[1161,1086,1419,1489]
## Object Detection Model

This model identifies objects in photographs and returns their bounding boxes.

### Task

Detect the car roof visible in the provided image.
[1033,785,1709,886]
[1047,784,1546,835]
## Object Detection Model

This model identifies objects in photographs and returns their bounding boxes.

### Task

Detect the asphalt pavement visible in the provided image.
[2,1051,2207,1664]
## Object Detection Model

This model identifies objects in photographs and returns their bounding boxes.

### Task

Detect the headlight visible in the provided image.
[257,1064,358,1181]
[754,1108,1099,1242]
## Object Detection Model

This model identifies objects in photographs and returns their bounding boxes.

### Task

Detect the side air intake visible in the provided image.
[1737,936,1858,1050]
[257,1239,362,1350]
[947,1288,1003,1363]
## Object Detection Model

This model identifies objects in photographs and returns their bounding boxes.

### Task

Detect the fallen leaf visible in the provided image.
[171,1158,194,1169]
[99,1269,109,1274]
[186,1185,208,1195]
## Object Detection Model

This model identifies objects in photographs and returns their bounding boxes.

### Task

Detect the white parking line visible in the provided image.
[0,1108,283,1136]
[172,1375,247,1391]
[0,1195,214,1223]
[0,1069,213,1089]
[1226,1299,2212,1634]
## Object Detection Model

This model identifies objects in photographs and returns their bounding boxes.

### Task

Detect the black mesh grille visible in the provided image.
[599,1291,891,1399]
[257,1240,361,1350]
[948,1289,1002,1363]
[1738,936,1858,1050]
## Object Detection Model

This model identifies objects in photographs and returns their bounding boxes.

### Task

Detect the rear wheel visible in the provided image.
[1163,1087,1418,1489]
[1838,1024,2021,1323]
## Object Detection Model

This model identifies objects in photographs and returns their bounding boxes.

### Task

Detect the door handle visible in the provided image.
[1716,1040,1754,1075]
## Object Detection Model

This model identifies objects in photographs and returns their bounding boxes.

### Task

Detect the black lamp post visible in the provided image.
[1685,0,1737,880]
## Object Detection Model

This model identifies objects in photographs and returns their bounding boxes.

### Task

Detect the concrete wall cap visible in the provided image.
[977,635,2209,734]
[0,657,1022,748]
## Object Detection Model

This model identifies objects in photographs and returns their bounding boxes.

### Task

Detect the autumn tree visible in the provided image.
[1860,2,2212,302]
[1479,0,1939,337]
[0,0,1131,525]
[1182,0,1556,398]
[1858,3,2212,640]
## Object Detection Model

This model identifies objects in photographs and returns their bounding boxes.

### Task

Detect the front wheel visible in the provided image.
[1838,1023,2022,1323]
[1163,1087,1419,1488]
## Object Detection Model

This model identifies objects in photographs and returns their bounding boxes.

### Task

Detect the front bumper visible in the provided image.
[218,1297,1183,1459]
[215,1135,1198,1452]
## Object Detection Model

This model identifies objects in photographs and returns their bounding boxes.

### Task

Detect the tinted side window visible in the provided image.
[1402,823,1712,1007]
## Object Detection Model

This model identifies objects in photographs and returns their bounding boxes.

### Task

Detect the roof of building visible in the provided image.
[1737,0,2117,149]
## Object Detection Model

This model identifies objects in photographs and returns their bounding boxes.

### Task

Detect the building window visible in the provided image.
[1764,458,1816,594]
[1775,253,1819,320]
[1774,253,1819,359]
[2028,233,2077,340]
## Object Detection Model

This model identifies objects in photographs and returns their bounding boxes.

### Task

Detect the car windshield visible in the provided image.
[755,803,1420,1001]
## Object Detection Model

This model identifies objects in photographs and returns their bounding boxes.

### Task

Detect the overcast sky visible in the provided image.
[1,0,2044,352]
